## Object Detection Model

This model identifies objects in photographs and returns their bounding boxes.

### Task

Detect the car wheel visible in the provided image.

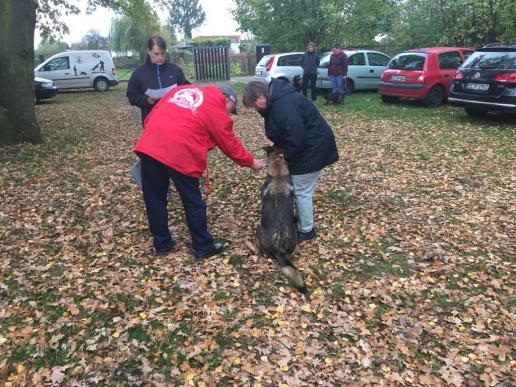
[422,85,444,107]
[345,78,354,95]
[94,77,109,92]
[465,108,488,117]
[381,95,399,103]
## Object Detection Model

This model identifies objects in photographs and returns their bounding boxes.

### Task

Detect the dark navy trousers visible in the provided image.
[139,153,214,254]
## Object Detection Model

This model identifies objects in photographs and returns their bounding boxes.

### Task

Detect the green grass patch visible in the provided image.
[128,325,151,342]
[355,254,412,280]
[228,254,245,266]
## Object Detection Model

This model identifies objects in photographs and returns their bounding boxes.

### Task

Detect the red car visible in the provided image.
[379,47,475,107]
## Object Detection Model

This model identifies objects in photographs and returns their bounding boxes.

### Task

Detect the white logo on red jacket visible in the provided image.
[168,88,204,112]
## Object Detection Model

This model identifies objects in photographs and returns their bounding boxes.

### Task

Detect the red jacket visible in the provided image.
[134,85,253,178]
[328,49,348,76]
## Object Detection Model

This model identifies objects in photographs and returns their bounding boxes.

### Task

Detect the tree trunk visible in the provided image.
[0,0,42,144]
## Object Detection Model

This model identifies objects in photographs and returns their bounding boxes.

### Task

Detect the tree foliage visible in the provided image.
[390,0,516,47]
[190,37,232,47]
[167,0,206,40]
[72,29,110,50]
[233,0,516,51]
[35,37,69,62]
[109,15,171,62]
[232,0,397,51]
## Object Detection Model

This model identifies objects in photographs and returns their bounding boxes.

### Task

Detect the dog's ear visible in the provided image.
[262,145,274,155]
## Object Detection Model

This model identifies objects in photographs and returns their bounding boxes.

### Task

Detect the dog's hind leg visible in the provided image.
[276,253,307,294]
[245,225,262,255]
[245,240,259,255]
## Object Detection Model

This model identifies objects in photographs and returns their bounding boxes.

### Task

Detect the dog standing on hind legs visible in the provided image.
[246,146,307,294]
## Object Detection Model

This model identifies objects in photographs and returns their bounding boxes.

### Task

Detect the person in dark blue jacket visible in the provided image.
[127,36,190,125]
[243,79,339,242]
[299,42,320,101]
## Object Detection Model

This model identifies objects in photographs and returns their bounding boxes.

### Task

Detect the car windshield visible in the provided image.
[257,55,271,67]
[388,53,427,70]
[461,51,516,70]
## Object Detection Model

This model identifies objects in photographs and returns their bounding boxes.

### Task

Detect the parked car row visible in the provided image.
[255,49,391,94]
[379,47,474,107]
[448,43,516,116]
[255,43,516,116]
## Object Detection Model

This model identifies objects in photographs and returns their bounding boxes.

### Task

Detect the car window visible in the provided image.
[462,51,516,70]
[464,51,474,60]
[388,53,427,70]
[438,51,463,70]
[348,53,365,66]
[44,57,70,71]
[318,53,331,68]
[277,54,301,66]
[257,55,271,67]
[368,53,390,66]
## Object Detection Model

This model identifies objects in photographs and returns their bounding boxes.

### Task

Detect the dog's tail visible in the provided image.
[276,253,307,294]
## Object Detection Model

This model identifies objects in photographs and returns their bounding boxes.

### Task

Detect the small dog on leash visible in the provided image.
[324,91,345,105]
[246,146,307,294]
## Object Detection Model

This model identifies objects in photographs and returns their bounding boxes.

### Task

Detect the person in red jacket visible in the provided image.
[135,84,265,258]
[328,43,348,103]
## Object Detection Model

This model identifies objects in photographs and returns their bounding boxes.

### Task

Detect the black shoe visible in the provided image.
[195,243,225,259]
[155,240,176,256]
[297,228,316,242]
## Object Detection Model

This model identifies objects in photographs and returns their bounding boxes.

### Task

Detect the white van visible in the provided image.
[34,50,119,91]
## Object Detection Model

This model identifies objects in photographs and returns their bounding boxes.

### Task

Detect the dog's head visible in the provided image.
[293,75,303,92]
[263,145,289,176]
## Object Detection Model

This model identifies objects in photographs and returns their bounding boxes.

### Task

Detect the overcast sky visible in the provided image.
[35,0,240,47]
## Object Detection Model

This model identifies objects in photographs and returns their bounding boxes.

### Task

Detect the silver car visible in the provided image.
[254,52,304,83]
[317,49,391,94]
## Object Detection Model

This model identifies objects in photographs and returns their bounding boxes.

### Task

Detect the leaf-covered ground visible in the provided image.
[0,87,514,386]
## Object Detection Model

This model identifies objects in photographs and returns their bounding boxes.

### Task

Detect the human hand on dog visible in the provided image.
[250,159,266,170]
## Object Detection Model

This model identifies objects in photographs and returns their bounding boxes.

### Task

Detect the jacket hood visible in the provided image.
[267,78,297,111]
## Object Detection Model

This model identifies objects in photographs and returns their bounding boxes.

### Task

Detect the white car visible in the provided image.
[34,50,119,91]
[317,49,391,94]
[254,52,304,83]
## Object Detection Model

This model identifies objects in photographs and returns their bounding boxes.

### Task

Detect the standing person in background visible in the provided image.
[127,36,190,125]
[300,42,320,102]
[328,43,348,104]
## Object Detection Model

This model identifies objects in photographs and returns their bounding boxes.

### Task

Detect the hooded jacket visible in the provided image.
[126,55,190,123]
[134,85,253,178]
[328,49,348,76]
[262,79,339,175]
[300,51,320,75]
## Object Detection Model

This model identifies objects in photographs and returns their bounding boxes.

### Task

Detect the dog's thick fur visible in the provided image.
[248,146,307,293]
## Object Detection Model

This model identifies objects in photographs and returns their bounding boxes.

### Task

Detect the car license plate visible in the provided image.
[465,83,489,91]
[255,70,262,76]
[390,75,405,82]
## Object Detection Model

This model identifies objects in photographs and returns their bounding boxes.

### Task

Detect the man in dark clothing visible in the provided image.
[328,43,348,103]
[243,79,339,242]
[126,36,190,125]
[299,42,320,101]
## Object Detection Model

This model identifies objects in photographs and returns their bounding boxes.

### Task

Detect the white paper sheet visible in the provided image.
[144,84,177,99]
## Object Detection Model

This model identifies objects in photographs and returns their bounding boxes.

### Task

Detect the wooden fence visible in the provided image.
[193,46,230,81]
